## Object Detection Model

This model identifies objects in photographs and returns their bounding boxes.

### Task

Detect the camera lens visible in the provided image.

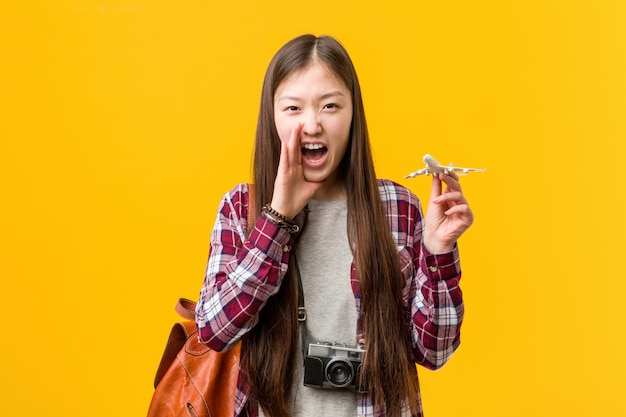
[325,358,354,388]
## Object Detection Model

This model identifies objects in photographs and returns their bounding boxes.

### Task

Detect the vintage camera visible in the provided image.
[303,342,366,392]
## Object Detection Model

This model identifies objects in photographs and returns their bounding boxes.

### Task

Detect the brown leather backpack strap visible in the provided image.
[175,297,197,321]
[153,321,196,388]
[153,299,197,388]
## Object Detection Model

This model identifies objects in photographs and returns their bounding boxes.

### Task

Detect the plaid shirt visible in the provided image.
[196,180,464,417]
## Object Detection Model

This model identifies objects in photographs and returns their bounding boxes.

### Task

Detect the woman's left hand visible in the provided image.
[423,172,474,254]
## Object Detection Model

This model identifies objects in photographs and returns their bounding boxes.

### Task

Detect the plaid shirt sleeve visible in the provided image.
[379,179,464,371]
[195,184,295,351]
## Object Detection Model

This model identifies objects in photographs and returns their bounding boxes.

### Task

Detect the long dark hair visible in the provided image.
[244,34,419,416]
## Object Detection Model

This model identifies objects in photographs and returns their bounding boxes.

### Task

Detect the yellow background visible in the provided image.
[1,1,624,416]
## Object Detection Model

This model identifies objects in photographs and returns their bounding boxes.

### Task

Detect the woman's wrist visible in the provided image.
[423,237,455,255]
[262,204,300,234]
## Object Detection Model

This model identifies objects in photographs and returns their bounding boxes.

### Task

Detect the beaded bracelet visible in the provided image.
[262,204,300,234]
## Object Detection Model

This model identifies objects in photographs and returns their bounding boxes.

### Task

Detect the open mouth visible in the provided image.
[301,143,328,163]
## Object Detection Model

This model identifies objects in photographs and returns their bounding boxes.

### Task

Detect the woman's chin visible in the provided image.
[303,173,327,183]
[303,168,344,193]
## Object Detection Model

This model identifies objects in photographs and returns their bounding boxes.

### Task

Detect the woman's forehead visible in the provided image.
[275,62,348,98]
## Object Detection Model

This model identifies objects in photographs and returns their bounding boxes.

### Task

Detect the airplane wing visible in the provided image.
[404,168,430,178]
[448,166,487,175]
[405,154,486,178]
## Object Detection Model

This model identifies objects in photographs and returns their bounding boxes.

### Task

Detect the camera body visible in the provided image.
[303,342,366,393]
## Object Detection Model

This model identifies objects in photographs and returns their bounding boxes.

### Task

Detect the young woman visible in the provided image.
[196,34,473,417]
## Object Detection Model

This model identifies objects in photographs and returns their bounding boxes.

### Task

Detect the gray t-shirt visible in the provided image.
[260,199,357,417]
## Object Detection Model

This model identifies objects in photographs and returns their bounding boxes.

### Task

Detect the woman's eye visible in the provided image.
[324,103,338,110]
[286,106,299,111]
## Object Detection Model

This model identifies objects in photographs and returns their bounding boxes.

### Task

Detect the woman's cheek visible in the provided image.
[274,119,290,143]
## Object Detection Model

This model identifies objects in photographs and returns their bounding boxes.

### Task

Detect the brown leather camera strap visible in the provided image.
[291,250,311,366]
[292,253,307,358]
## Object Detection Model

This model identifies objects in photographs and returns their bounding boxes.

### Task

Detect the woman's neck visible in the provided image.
[311,178,346,201]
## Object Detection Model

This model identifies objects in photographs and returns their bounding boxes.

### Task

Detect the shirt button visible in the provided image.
[282,245,292,252]
[429,265,438,272]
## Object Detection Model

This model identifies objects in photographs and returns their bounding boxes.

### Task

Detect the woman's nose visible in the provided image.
[301,110,322,136]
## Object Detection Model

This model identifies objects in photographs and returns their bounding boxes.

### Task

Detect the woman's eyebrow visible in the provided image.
[276,90,345,102]
[275,95,301,102]
[319,90,345,100]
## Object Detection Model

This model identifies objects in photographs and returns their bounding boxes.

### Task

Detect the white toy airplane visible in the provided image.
[405,154,486,178]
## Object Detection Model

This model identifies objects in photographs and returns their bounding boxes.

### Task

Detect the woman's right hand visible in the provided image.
[270,123,322,219]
